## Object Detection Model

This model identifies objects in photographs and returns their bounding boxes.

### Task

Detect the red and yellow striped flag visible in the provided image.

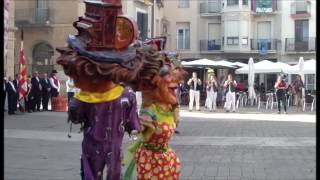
[19,37,27,100]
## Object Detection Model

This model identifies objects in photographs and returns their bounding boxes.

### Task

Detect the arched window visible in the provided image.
[32,42,54,74]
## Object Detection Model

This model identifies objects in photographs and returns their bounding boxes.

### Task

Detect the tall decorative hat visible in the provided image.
[57,0,139,62]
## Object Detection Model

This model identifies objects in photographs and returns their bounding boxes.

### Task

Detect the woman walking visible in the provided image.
[274,75,288,114]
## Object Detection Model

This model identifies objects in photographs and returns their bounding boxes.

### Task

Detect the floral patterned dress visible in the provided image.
[135,104,181,180]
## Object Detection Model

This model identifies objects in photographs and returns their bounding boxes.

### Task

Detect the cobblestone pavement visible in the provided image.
[4,109,316,180]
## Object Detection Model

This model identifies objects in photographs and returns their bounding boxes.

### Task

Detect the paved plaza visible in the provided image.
[4,106,316,180]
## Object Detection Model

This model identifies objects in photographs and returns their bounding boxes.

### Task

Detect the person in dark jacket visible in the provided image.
[41,72,51,111]
[12,74,20,112]
[6,76,17,115]
[31,71,42,111]
[274,74,288,114]
[4,77,7,111]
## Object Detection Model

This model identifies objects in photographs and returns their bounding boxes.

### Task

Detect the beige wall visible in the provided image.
[6,0,17,78]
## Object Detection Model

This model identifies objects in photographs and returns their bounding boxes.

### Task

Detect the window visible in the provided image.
[178,0,189,8]
[137,12,148,41]
[242,37,248,45]
[305,74,315,90]
[296,0,308,14]
[176,22,190,50]
[227,37,239,45]
[243,0,248,5]
[256,0,273,13]
[227,0,239,6]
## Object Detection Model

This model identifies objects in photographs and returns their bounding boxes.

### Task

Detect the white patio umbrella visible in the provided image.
[298,57,305,83]
[235,60,283,74]
[248,58,256,103]
[231,62,248,68]
[182,58,235,68]
[283,59,316,74]
[298,57,305,98]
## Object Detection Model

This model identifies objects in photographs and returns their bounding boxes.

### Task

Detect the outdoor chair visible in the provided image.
[303,94,316,112]
[236,91,248,109]
[287,93,293,108]
[257,93,270,110]
[270,93,278,110]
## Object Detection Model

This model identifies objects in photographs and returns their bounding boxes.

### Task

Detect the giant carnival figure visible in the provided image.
[123,39,187,179]
[56,0,142,179]
[56,0,187,179]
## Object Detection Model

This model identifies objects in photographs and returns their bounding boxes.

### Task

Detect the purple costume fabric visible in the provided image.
[70,88,141,180]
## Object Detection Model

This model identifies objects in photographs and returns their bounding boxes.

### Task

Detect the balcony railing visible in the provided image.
[15,8,49,26]
[250,39,278,51]
[200,1,221,15]
[285,38,316,52]
[200,39,222,51]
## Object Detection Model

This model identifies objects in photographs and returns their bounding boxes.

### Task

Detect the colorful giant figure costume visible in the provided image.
[56,0,143,179]
[124,39,187,180]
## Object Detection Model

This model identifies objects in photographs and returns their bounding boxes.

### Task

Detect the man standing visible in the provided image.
[49,70,60,98]
[224,73,237,112]
[13,74,20,112]
[41,73,51,111]
[187,72,201,111]
[31,71,42,111]
[6,77,17,115]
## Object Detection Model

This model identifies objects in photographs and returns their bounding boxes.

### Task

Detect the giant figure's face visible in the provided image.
[141,58,187,106]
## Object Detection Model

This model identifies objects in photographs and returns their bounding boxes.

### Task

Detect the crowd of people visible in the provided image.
[3,70,79,115]
[176,71,307,114]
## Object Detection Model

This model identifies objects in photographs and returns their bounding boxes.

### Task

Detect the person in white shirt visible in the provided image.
[187,72,202,111]
[224,73,237,112]
[207,69,218,112]
[49,70,60,98]
[66,77,77,104]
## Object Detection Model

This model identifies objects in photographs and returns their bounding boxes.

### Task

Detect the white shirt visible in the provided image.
[49,77,60,92]
[66,79,76,93]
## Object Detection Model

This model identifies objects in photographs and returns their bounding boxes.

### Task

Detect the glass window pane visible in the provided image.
[185,29,190,49]
[178,29,184,49]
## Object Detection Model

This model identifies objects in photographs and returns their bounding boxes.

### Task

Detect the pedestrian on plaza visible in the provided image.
[40,72,51,111]
[274,74,288,114]
[66,77,77,104]
[49,70,60,98]
[224,73,237,112]
[291,75,305,111]
[31,71,42,111]
[25,78,34,113]
[4,76,8,111]
[13,74,20,112]
[187,72,201,111]
[6,76,17,115]
[206,69,218,112]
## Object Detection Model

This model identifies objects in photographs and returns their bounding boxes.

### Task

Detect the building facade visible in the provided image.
[158,0,316,90]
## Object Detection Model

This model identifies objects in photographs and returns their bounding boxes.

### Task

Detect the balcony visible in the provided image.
[200,1,221,16]
[291,1,311,19]
[200,39,222,52]
[250,39,278,51]
[285,38,316,52]
[15,8,49,27]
